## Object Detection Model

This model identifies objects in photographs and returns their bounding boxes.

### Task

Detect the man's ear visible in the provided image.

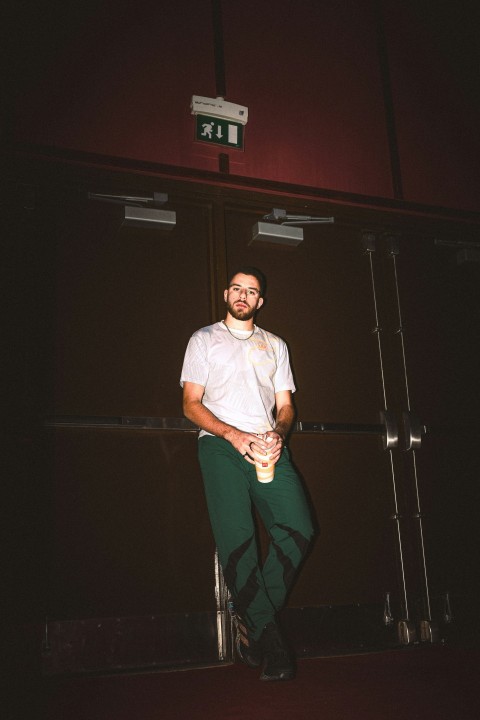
[223,288,228,303]
[257,297,264,309]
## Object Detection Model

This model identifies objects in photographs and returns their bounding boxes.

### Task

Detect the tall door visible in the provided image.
[379,230,480,641]
[224,203,480,647]
[11,181,224,674]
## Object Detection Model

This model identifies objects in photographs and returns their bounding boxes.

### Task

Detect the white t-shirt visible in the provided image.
[180,321,296,437]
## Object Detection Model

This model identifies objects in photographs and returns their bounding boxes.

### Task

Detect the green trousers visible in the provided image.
[198,435,314,640]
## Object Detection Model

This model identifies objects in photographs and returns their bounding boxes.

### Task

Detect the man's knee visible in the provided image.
[275,521,313,559]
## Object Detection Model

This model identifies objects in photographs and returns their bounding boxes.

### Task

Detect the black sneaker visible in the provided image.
[259,622,295,681]
[234,616,263,669]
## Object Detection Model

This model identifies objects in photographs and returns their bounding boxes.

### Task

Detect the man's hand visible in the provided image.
[264,430,285,464]
[262,390,295,465]
[224,427,267,465]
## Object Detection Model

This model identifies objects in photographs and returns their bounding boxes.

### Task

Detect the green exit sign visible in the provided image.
[195,114,244,150]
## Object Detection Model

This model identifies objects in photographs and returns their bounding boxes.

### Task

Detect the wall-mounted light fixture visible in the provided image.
[88,192,176,230]
[250,208,334,247]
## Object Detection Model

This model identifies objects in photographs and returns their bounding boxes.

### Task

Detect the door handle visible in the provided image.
[380,410,398,449]
[402,411,426,451]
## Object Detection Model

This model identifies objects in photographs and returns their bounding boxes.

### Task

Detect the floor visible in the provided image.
[7,643,480,720]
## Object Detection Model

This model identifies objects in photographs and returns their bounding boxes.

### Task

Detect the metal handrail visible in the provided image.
[45,416,386,435]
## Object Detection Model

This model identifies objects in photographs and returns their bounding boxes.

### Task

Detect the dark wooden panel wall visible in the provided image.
[51,195,213,416]
[46,428,214,619]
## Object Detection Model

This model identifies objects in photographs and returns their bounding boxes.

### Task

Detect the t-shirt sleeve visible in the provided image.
[273,340,296,393]
[180,333,209,388]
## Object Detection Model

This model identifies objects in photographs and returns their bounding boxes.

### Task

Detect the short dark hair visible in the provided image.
[227,266,267,297]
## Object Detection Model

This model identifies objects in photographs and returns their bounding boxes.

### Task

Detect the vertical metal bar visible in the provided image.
[366,242,410,619]
[388,451,411,620]
[214,549,225,660]
[368,251,388,410]
[374,0,404,199]
[412,452,432,620]
[214,548,232,661]
[390,250,433,622]
[211,0,227,98]
[392,255,411,410]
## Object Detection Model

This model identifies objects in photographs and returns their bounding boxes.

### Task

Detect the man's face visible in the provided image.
[224,273,264,322]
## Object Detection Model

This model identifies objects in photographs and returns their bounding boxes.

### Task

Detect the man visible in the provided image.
[180,266,313,681]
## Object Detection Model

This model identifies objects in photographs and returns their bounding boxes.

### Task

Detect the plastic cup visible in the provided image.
[254,435,275,483]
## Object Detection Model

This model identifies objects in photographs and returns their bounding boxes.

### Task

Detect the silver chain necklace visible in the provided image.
[222,320,255,340]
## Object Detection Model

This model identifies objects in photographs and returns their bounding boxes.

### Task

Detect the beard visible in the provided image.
[227,299,257,322]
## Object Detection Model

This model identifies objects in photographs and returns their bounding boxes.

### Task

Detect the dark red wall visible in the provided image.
[385,1,480,210]
[9,0,480,211]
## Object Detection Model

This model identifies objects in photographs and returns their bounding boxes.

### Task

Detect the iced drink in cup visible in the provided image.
[254,435,275,483]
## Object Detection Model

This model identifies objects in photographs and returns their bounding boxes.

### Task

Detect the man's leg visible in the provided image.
[198,436,277,638]
[249,448,314,680]
[251,447,314,616]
